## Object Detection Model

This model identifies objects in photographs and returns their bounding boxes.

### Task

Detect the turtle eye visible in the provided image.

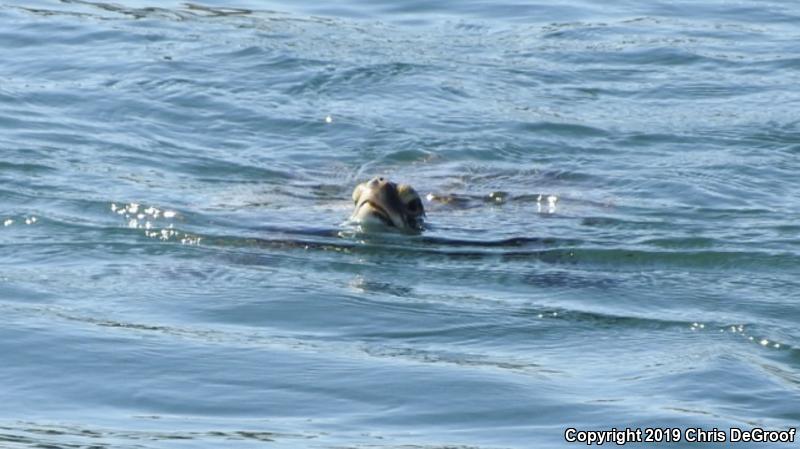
[406,198,423,215]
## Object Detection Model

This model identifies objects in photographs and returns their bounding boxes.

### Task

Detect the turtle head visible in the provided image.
[350,177,425,232]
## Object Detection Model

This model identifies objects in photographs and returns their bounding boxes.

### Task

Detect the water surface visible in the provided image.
[1,0,799,447]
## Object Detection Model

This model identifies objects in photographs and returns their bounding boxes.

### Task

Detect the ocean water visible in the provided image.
[1,0,799,447]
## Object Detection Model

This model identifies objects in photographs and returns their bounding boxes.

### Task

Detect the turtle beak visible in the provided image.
[352,200,395,228]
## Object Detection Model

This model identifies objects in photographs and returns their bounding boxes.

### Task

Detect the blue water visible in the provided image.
[1,0,799,447]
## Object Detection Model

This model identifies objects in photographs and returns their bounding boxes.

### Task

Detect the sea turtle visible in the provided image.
[350,177,425,232]
[349,176,562,234]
